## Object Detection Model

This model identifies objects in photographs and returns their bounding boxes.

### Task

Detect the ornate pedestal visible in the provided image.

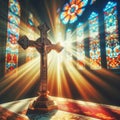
[27,92,57,114]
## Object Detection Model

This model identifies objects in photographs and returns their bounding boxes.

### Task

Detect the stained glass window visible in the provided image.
[60,0,89,24]
[65,29,73,60]
[5,0,20,72]
[89,12,101,69]
[104,1,120,69]
[76,23,85,69]
[26,13,36,62]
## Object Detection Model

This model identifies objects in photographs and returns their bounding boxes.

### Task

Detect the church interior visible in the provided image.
[0,0,120,119]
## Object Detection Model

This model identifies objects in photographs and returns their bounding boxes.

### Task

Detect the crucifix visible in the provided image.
[18,23,63,113]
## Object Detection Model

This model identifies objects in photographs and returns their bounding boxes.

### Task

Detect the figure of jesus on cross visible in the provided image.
[18,23,63,113]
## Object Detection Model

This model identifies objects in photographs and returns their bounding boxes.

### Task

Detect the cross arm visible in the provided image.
[46,42,63,53]
[18,35,42,49]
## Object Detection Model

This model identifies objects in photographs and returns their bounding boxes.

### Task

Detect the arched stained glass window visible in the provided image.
[89,12,101,69]
[26,13,36,62]
[104,1,120,69]
[5,0,20,72]
[76,23,85,69]
[65,29,73,60]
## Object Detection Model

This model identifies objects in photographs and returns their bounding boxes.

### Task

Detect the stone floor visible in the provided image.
[0,97,120,120]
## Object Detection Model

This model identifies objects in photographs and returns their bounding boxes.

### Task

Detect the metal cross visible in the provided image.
[18,23,63,113]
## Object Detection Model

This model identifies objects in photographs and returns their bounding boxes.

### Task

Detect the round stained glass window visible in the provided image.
[60,0,89,24]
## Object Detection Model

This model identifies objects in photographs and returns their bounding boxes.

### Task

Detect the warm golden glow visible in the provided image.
[0,57,40,100]
[0,1,120,106]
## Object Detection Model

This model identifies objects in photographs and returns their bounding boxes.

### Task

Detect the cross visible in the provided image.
[18,23,63,113]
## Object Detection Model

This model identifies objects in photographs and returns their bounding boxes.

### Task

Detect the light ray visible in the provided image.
[0,57,40,99]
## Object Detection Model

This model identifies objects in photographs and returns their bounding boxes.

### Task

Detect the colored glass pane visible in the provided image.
[89,12,101,69]
[76,23,85,69]
[5,0,20,72]
[104,1,120,69]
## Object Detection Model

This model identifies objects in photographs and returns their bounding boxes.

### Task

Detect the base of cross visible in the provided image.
[26,92,58,114]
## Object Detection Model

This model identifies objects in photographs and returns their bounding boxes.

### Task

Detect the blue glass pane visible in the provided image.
[103,1,117,11]
[89,12,98,20]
